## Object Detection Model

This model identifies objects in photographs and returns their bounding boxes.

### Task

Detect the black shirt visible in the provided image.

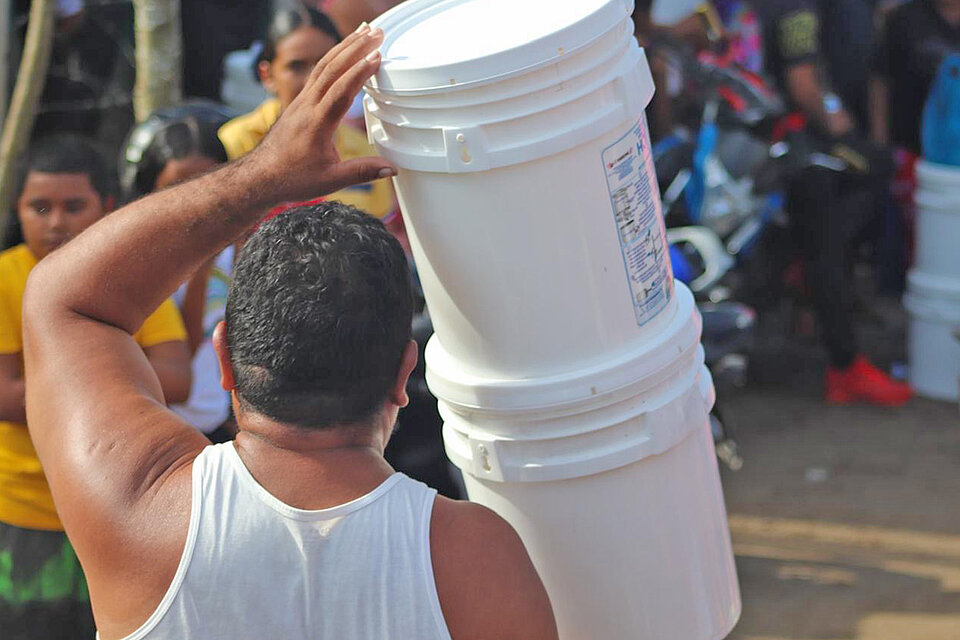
[817,0,878,126]
[873,0,960,154]
[753,0,822,94]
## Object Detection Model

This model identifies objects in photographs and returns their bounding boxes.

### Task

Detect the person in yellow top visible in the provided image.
[219,5,399,224]
[0,135,190,637]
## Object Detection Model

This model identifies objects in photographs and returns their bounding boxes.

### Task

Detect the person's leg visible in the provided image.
[789,168,858,369]
[788,167,911,405]
[0,520,95,640]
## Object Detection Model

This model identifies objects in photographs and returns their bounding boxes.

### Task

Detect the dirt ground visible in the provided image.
[720,299,960,640]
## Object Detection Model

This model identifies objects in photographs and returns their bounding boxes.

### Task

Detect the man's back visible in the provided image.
[21,27,557,640]
[121,444,450,640]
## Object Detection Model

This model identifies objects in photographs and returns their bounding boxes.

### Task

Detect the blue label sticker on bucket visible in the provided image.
[602,116,674,327]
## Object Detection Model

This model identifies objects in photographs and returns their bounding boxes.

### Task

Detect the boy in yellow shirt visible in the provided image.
[0,135,190,637]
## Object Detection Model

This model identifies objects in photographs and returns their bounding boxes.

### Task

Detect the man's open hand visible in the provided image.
[248,23,396,203]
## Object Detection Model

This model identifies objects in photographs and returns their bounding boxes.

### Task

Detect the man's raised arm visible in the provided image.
[19,24,393,601]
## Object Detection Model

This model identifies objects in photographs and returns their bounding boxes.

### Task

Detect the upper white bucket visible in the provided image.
[914,161,960,279]
[367,1,740,637]
[367,0,674,379]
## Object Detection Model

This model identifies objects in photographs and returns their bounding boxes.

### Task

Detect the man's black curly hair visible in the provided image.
[226,201,413,429]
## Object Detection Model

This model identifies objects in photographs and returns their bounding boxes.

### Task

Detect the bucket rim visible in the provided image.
[904,292,960,321]
[914,190,960,210]
[908,270,960,302]
[366,0,632,95]
[441,364,715,483]
[916,159,960,184]
[425,283,701,413]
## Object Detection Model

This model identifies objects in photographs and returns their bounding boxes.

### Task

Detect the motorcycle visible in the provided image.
[650,38,791,471]
[652,35,871,471]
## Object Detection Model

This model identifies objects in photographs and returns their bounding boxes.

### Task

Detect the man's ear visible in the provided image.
[388,340,418,409]
[258,61,277,95]
[212,321,236,392]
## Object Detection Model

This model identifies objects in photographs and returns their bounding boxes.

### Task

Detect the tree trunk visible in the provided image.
[0,0,55,229]
[132,0,183,122]
[0,0,11,127]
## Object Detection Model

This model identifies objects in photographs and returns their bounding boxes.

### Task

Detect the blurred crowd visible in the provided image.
[635,0,960,406]
[1,0,960,636]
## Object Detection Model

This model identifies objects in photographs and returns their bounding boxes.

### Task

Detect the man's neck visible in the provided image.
[232,413,396,511]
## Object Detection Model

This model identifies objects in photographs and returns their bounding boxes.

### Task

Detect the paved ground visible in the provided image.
[720,300,960,640]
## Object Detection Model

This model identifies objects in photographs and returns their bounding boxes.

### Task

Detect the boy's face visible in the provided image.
[17,171,107,260]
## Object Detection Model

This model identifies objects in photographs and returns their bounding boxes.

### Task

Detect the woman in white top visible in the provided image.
[120,105,237,441]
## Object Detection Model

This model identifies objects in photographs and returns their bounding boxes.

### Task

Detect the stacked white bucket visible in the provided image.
[366,1,740,637]
[906,161,960,401]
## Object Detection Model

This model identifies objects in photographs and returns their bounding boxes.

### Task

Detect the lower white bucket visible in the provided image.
[914,197,960,279]
[460,422,740,640]
[915,160,960,279]
[434,284,741,639]
[905,271,960,401]
[905,295,960,402]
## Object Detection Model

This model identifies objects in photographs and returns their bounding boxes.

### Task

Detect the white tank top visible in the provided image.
[110,443,452,640]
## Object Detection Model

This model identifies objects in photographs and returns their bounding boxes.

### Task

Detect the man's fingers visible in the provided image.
[310,28,384,104]
[315,50,382,132]
[322,157,398,195]
[304,22,373,90]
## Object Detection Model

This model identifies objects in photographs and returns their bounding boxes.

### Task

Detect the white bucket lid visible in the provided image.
[908,269,960,303]
[917,159,960,188]
[904,291,960,322]
[368,0,633,93]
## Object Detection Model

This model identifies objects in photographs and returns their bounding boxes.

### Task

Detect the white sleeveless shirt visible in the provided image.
[111,443,452,640]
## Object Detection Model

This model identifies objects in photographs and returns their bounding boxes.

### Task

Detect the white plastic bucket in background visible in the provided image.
[906,270,960,401]
[914,161,960,279]
[366,1,740,638]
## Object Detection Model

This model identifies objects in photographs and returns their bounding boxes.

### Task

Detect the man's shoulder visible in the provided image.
[431,497,516,540]
[430,497,558,639]
[430,498,531,581]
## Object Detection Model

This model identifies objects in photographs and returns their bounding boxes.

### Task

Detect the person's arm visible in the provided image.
[773,6,854,138]
[144,341,192,404]
[179,259,215,355]
[869,75,890,145]
[0,353,25,423]
[784,63,855,137]
[21,26,394,637]
[431,499,558,640]
[868,7,898,146]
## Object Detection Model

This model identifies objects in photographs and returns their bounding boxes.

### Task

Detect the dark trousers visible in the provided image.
[787,165,887,369]
[0,520,95,640]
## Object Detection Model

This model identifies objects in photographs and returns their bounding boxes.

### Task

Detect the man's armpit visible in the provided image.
[778,10,820,61]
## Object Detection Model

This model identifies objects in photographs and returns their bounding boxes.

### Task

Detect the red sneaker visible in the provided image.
[826,356,913,407]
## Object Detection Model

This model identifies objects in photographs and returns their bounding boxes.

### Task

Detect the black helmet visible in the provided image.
[119,100,238,202]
